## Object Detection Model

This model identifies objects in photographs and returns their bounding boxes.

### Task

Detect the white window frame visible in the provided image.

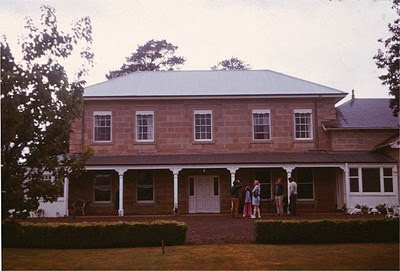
[93,174,112,204]
[136,172,155,203]
[93,111,112,143]
[349,166,396,195]
[252,109,272,141]
[135,111,155,143]
[194,110,213,142]
[293,109,313,140]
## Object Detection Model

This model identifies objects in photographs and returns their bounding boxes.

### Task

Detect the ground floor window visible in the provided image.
[292,168,314,200]
[254,169,272,200]
[349,167,394,193]
[94,174,112,203]
[137,171,154,202]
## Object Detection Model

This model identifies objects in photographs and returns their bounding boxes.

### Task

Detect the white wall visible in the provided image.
[348,194,398,209]
[30,198,66,218]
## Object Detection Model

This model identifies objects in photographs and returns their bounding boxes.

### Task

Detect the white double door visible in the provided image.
[189,176,220,213]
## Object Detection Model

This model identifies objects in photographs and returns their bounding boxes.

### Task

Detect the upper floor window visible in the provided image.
[194,110,212,141]
[350,167,394,193]
[93,111,112,142]
[252,110,271,140]
[294,109,313,140]
[136,111,154,142]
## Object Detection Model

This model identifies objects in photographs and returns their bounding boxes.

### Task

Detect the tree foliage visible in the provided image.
[211,57,251,70]
[106,39,186,79]
[1,5,94,219]
[374,0,400,117]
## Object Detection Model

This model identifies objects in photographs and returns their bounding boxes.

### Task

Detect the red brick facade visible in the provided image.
[67,96,398,215]
[70,97,338,154]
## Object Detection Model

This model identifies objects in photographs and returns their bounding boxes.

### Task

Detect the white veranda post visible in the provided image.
[284,166,294,214]
[63,177,69,217]
[228,167,238,186]
[117,169,127,217]
[171,168,182,215]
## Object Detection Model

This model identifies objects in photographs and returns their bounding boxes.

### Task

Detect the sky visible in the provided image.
[0,0,397,103]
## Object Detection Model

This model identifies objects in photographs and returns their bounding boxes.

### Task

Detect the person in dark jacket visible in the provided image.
[230,180,243,218]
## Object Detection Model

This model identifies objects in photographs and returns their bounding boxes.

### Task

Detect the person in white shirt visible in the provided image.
[288,177,297,216]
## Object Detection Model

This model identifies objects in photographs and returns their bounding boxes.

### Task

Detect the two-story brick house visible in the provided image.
[43,70,399,217]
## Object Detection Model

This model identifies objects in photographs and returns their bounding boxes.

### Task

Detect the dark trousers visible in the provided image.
[231,197,239,218]
[289,194,297,215]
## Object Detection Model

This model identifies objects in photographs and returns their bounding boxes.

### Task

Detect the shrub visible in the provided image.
[376,204,387,215]
[255,219,399,244]
[3,220,187,248]
[361,205,369,214]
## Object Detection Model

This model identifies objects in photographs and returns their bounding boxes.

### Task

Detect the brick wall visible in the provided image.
[330,130,397,151]
[70,97,338,154]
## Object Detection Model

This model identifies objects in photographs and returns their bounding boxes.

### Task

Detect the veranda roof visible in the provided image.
[86,151,395,166]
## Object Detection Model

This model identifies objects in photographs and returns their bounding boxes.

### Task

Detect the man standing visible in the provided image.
[230,180,243,218]
[288,177,297,216]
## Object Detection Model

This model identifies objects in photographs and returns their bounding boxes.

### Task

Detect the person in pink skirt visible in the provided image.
[242,186,252,218]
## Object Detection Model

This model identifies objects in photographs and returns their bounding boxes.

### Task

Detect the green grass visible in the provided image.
[3,243,399,270]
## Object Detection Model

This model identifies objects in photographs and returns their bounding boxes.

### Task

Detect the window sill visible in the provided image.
[192,141,215,145]
[349,193,396,196]
[293,139,315,143]
[92,142,113,145]
[251,140,274,144]
[134,202,156,206]
[134,141,156,145]
[92,202,112,206]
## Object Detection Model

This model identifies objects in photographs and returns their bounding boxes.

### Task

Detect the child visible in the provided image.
[242,186,252,218]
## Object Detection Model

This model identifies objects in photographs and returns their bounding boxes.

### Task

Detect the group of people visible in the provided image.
[230,177,298,218]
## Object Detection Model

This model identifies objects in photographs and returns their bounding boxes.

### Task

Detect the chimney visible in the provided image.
[351,89,355,101]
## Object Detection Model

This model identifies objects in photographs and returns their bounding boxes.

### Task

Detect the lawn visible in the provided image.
[3,243,399,270]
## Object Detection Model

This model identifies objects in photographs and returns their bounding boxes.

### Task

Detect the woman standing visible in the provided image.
[251,180,261,219]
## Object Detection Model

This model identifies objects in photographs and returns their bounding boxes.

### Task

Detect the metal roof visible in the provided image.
[86,151,395,166]
[84,70,346,98]
[323,98,399,130]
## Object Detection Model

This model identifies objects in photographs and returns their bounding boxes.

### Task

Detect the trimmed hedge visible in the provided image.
[255,219,399,244]
[3,220,187,248]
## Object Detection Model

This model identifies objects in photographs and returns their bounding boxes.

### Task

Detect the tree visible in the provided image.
[106,39,186,79]
[374,0,400,117]
[211,57,251,70]
[1,5,93,220]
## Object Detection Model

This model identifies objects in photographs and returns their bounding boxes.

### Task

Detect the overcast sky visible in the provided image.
[0,0,397,102]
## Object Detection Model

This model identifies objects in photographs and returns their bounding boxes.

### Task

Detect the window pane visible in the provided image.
[255,169,271,200]
[213,177,219,196]
[384,177,393,192]
[189,178,194,196]
[350,168,358,177]
[137,187,153,201]
[94,175,111,202]
[362,168,380,192]
[293,168,313,199]
[137,171,154,201]
[298,184,313,199]
[350,178,359,192]
[383,168,393,176]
